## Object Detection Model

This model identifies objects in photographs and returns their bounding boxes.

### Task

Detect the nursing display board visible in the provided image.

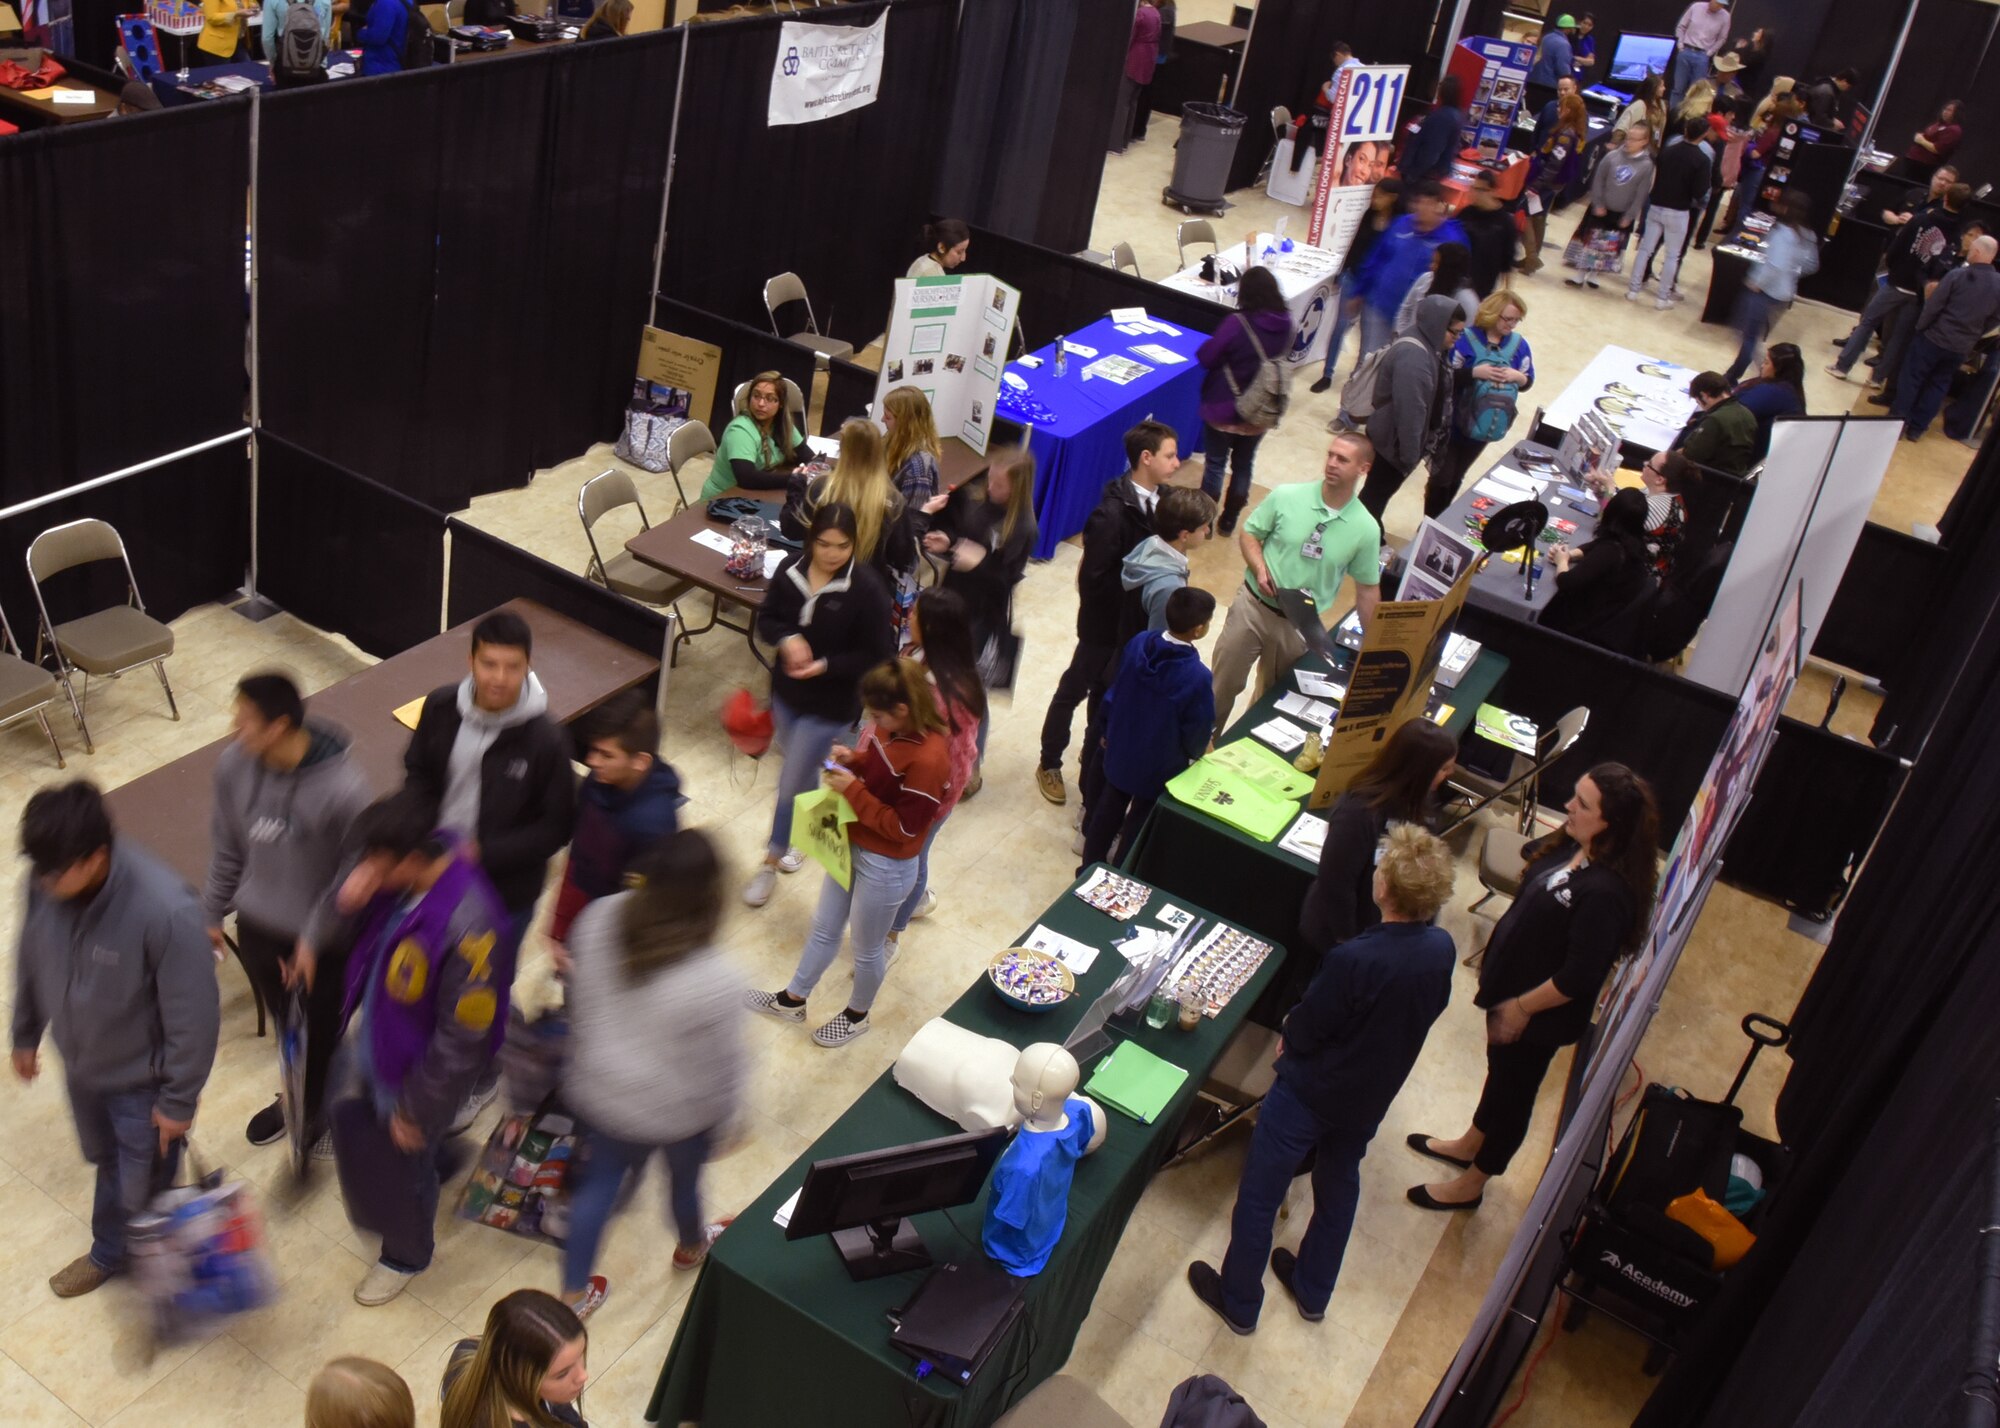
[877,273,1020,455]
[1307,64,1410,265]
[1540,344,1700,452]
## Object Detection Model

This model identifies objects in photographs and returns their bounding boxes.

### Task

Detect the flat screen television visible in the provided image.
[1606,32,1675,88]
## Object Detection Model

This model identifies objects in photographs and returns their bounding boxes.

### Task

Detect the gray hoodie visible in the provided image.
[1588,144,1656,222]
[203,722,372,939]
[1121,536,1190,633]
[12,841,220,1120]
[563,896,745,1143]
[1367,295,1457,471]
[439,672,549,841]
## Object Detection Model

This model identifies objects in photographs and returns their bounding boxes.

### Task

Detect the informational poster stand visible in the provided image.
[1446,37,1534,161]
[1306,64,1410,269]
[636,325,720,427]
[876,273,1020,455]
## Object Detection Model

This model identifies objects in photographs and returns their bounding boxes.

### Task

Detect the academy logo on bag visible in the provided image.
[1598,1250,1697,1308]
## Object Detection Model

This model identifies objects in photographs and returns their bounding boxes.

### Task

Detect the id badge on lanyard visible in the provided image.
[1301,519,1330,561]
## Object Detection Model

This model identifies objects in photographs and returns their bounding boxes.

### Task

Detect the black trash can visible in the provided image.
[1164,102,1245,216]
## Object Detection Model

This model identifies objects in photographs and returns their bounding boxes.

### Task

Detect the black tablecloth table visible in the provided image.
[1702,242,1754,326]
[150,60,272,106]
[1124,643,1506,1007]
[646,869,1285,1428]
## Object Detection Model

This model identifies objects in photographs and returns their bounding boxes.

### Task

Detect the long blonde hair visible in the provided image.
[882,386,940,478]
[821,418,895,561]
[983,445,1036,548]
[308,1358,414,1428]
[441,1292,584,1428]
[1751,76,1794,130]
[1677,78,1715,121]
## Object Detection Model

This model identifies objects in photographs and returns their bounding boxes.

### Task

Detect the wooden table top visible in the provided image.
[938,436,989,489]
[1177,21,1249,47]
[0,78,120,125]
[624,487,776,611]
[104,599,657,891]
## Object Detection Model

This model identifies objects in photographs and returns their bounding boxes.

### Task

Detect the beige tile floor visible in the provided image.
[0,32,1971,1424]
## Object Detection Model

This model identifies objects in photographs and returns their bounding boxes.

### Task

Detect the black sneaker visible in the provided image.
[1866,391,1893,407]
[246,1096,287,1146]
[1186,1261,1256,1335]
[1269,1248,1327,1322]
[1309,375,1333,395]
[1218,507,1241,536]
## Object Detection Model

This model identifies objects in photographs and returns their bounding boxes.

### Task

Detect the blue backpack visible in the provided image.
[1459,331,1524,443]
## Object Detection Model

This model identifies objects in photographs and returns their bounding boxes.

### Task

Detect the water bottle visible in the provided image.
[1054,335,1068,380]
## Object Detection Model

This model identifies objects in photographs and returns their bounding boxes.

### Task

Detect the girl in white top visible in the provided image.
[908,218,971,277]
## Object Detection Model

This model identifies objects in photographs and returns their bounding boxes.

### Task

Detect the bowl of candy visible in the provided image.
[987,947,1075,1014]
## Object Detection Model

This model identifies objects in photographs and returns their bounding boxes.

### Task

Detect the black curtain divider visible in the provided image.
[258,434,445,659]
[0,444,248,642]
[661,0,956,346]
[649,297,819,438]
[1811,521,1944,685]
[446,519,666,674]
[0,102,249,505]
[1225,0,1440,194]
[937,0,1131,254]
[260,35,679,513]
[1453,603,1735,841]
[1636,476,2000,1427]
[823,357,882,432]
[63,0,124,71]
[960,223,1233,355]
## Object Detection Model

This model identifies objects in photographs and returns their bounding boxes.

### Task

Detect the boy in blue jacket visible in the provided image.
[548,691,684,953]
[1348,181,1469,364]
[1080,587,1216,869]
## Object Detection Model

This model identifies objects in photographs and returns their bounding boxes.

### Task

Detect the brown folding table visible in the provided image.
[623,486,774,676]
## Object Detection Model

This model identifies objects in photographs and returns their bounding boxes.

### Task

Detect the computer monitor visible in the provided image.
[1605,32,1674,89]
[786,1127,1009,1280]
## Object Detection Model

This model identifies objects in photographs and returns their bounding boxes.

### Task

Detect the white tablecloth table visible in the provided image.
[1156,233,1344,367]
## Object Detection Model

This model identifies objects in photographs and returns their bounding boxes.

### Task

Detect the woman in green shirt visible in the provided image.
[700,372,808,501]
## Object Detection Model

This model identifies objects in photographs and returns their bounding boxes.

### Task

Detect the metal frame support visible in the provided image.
[648,34,692,329]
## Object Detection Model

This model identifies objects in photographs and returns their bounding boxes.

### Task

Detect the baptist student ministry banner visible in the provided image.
[769,10,888,128]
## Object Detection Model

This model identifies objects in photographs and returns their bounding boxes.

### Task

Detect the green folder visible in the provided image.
[1165,759,1298,842]
[1083,1041,1190,1125]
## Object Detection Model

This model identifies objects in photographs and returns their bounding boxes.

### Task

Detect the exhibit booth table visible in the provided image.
[625,484,772,667]
[1417,454,1606,622]
[648,867,1284,1428]
[1156,232,1343,367]
[0,73,121,126]
[1124,640,1507,1004]
[1538,344,1701,457]
[151,60,270,106]
[996,314,1209,560]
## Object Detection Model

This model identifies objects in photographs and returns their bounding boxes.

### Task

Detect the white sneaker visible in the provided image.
[884,932,902,969]
[1072,829,1086,857]
[777,847,807,873]
[812,1011,873,1048]
[1655,298,1673,311]
[911,888,938,920]
[742,866,778,907]
[1624,290,1640,302]
[1071,802,1084,831]
[355,1261,418,1306]
[1823,363,1849,381]
[745,989,807,1023]
[447,1080,499,1136]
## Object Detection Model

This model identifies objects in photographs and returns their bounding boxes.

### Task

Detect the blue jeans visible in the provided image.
[1836,283,1917,376]
[1668,48,1709,113]
[890,820,947,933]
[562,1126,712,1292]
[1357,303,1395,364]
[1726,289,1786,384]
[767,694,855,856]
[1200,426,1266,512]
[68,1081,181,1273]
[1218,1078,1370,1325]
[786,848,919,1012]
[1894,332,1964,435]
[1319,278,1360,382]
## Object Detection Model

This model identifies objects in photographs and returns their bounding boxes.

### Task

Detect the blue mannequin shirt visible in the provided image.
[982,1098,1096,1276]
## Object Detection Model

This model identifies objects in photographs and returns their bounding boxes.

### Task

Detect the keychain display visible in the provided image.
[1075,867,1154,921]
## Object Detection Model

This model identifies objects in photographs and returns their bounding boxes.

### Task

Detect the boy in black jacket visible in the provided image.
[399,610,574,1125]
[1036,420,1181,807]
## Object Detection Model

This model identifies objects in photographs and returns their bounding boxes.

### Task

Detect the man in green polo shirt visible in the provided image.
[1211,433,1383,733]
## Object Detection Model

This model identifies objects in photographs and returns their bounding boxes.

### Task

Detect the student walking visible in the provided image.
[546,691,683,950]
[1724,190,1820,383]
[887,589,986,949]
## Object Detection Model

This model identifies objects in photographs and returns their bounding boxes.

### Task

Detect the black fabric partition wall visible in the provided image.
[650,298,819,439]
[1812,521,1944,687]
[258,435,445,659]
[0,103,249,505]
[661,0,957,347]
[823,357,883,433]
[937,0,1132,255]
[446,520,666,673]
[961,224,1233,355]
[259,35,680,515]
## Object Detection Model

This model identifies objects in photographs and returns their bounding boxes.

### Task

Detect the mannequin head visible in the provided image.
[1011,1044,1081,1132]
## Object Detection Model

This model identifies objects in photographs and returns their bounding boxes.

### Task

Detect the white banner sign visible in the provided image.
[1308,64,1408,251]
[768,11,888,128]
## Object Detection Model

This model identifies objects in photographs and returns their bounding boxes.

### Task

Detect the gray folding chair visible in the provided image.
[1177,218,1219,270]
[27,518,178,754]
[1163,1023,1282,1167]
[0,600,66,767]
[763,271,855,365]
[667,419,717,510]
[1442,706,1591,837]
[1109,240,1141,277]
[578,470,692,609]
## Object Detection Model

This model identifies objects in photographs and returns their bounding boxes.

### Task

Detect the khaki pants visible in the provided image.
[1210,586,1307,733]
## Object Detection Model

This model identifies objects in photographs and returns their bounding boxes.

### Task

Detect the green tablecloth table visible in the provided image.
[647,867,1285,1428]
[1124,645,1508,1004]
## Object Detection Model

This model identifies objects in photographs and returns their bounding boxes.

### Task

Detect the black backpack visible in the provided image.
[274,0,326,78]
[401,0,435,68]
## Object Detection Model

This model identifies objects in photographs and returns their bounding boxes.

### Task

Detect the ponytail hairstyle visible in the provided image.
[618,829,725,982]
[909,587,987,727]
[859,657,948,737]
[440,1291,585,1428]
[922,217,971,260]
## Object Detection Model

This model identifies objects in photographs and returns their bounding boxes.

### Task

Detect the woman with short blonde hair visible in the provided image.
[1422,288,1533,516]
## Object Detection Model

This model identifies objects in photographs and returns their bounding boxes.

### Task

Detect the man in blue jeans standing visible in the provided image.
[1186,825,1457,1333]
[11,781,220,1299]
[1895,235,2000,442]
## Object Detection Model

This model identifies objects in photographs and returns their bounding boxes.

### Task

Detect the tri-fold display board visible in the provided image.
[876,274,1022,455]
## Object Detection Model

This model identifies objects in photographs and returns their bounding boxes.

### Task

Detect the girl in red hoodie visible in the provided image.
[746,659,951,1048]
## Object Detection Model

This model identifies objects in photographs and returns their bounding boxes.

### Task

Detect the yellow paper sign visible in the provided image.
[392,697,426,730]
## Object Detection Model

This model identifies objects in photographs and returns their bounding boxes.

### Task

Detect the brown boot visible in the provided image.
[50,1254,111,1298]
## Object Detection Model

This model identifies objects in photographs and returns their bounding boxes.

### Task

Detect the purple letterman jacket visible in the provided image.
[339,846,511,1137]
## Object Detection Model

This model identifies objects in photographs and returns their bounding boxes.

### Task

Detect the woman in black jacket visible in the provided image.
[922,445,1038,664]
[1407,762,1659,1210]
[1540,488,1656,655]
[744,502,895,910]
[1297,717,1458,962]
